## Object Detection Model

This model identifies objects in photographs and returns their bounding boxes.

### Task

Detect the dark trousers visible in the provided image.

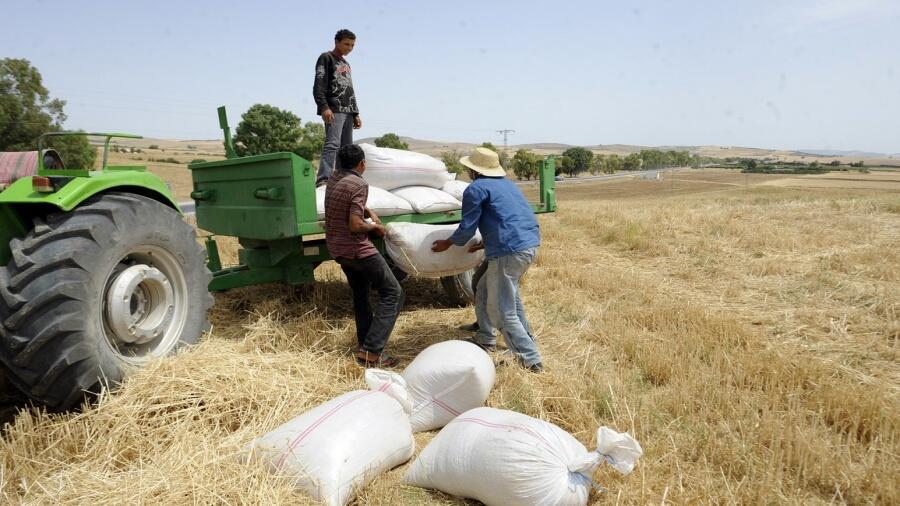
[336,253,404,355]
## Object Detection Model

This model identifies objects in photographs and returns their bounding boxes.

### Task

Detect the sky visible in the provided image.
[3,0,899,153]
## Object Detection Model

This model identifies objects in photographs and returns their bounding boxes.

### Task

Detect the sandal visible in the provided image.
[356,350,400,368]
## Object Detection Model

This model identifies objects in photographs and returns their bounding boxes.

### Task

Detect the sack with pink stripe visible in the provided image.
[403,407,643,506]
[366,340,495,432]
[245,372,414,506]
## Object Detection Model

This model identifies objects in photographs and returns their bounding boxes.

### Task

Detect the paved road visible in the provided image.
[515,167,671,186]
[178,168,676,215]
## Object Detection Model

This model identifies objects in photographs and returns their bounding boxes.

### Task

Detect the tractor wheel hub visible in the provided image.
[105,264,175,345]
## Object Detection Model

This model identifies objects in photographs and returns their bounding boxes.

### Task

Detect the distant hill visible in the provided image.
[107,135,899,167]
[796,149,888,158]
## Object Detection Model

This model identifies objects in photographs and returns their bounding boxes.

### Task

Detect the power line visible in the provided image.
[496,129,515,150]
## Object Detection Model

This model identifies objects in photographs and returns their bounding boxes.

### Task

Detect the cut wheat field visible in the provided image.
[1,173,898,505]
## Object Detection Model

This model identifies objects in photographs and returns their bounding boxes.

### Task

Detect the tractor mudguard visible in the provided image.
[0,170,180,212]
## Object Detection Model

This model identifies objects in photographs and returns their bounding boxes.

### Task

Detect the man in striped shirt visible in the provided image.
[324,144,403,368]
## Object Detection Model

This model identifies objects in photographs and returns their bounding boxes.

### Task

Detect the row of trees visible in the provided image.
[0,58,97,168]
[508,147,695,179]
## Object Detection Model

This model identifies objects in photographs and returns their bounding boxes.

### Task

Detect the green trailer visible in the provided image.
[191,107,557,303]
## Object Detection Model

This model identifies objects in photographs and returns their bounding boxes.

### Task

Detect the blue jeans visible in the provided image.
[484,247,541,366]
[317,112,354,184]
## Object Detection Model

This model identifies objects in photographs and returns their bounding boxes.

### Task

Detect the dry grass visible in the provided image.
[2,175,899,505]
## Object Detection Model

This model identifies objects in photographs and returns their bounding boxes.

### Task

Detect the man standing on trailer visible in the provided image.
[325,144,403,368]
[314,29,362,186]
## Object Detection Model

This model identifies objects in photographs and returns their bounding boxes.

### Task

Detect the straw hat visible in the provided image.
[459,147,506,177]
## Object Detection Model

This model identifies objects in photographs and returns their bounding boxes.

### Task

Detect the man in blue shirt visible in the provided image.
[432,147,543,372]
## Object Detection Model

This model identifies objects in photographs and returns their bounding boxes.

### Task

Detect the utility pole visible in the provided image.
[496,129,515,150]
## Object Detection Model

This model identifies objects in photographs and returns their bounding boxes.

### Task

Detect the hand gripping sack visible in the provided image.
[403,407,643,506]
[315,185,413,220]
[360,143,451,190]
[365,340,495,432]
[245,372,415,506]
[384,222,483,278]
[391,186,461,214]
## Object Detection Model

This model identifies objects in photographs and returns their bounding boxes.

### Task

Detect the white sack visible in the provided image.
[441,180,470,202]
[360,143,451,190]
[384,222,483,278]
[316,185,414,220]
[403,407,643,506]
[246,377,415,506]
[365,340,495,432]
[391,186,461,214]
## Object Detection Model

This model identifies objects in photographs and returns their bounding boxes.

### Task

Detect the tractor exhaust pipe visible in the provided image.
[218,106,237,159]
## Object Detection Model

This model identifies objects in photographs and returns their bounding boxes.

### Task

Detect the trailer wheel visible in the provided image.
[440,268,475,306]
[0,192,213,410]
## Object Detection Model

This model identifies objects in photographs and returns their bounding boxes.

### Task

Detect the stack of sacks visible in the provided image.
[366,340,496,432]
[384,222,483,278]
[315,185,413,220]
[391,186,460,214]
[404,407,644,506]
[360,143,451,190]
[360,143,468,214]
[245,371,415,506]
[440,179,470,201]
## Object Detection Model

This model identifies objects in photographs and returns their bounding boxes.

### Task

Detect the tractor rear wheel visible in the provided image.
[440,268,475,307]
[0,192,213,410]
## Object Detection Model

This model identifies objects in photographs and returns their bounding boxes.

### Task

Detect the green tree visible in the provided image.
[604,153,623,173]
[639,149,664,169]
[0,58,96,168]
[590,154,603,175]
[374,133,408,150]
[511,149,540,180]
[441,150,465,175]
[623,152,642,171]
[233,104,303,157]
[480,142,498,152]
[561,147,593,176]
[560,156,576,176]
[296,121,325,161]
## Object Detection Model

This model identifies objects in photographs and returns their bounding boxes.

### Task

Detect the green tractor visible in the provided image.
[0,132,213,410]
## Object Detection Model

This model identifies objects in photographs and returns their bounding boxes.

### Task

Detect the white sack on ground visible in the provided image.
[391,186,462,214]
[441,180,470,201]
[384,222,483,278]
[365,340,495,432]
[403,407,643,506]
[360,143,451,190]
[246,377,415,506]
[316,185,413,219]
